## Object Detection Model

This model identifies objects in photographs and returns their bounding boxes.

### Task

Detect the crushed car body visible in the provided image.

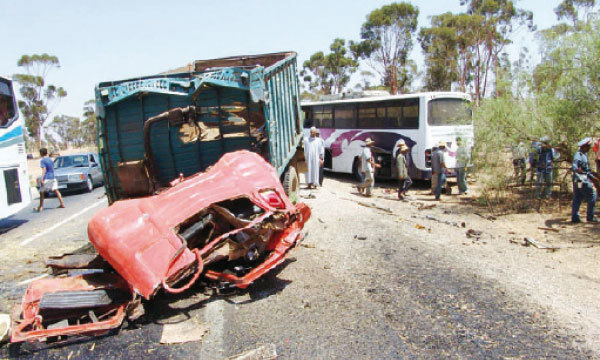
[11,150,310,342]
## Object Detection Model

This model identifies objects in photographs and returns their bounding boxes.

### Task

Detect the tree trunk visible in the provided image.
[389,66,398,95]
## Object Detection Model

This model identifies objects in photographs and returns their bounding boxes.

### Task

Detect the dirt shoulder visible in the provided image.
[306,173,600,353]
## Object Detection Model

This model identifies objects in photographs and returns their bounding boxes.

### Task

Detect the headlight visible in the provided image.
[68,173,86,182]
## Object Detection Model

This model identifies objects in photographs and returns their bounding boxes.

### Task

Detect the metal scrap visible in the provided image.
[228,343,278,360]
[159,317,207,344]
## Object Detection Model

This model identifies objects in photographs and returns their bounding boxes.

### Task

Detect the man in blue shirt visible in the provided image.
[571,138,597,223]
[535,136,555,199]
[36,147,65,212]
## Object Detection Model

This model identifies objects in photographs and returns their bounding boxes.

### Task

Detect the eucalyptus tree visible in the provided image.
[350,2,419,95]
[13,54,67,149]
[302,39,357,95]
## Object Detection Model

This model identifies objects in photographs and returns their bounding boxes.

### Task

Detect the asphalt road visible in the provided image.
[0,179,595,359]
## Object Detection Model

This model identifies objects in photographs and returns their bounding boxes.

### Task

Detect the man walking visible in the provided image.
[572,138,598,223]
[396,142,412,200]
[456,137,470,195]
[357,138,379,197]
[535,136,555,199]
[36,147,65,212]
[432,140,447,201]
[303,127,324,189]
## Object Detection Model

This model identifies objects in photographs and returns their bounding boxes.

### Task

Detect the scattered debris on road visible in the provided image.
[159,317,207,344]
[423,214,466,228]
[524,237,559,252]
[228,343,277,360]
[10,151,311,344]
[354,235,367,241]
[466,229,483,239]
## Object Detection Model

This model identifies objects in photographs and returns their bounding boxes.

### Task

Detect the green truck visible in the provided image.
[95,52,305,204]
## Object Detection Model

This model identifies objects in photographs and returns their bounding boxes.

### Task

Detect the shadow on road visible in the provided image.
[0,217,28,235]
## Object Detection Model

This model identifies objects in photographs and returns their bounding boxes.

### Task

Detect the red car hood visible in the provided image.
[88,150,302,299]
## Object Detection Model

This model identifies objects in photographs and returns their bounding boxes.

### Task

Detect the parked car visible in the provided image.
[36,152,104,194]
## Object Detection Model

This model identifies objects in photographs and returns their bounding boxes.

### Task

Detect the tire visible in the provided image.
[282,166,299,204]
[86,176,94,192]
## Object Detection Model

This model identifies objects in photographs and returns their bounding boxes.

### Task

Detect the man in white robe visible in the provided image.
[304,127,324,189]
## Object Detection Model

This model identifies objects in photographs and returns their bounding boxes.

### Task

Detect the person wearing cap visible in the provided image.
[357,137,380,197]
[535,136,555,199]
[396,142,412,200]
[456,137,470,195]
[303,126,324,189]
[431,140,447,200]
[571,137,598,223]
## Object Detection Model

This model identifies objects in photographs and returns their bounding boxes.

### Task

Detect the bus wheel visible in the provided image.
[283,166,299,204]
[352,158,362,182]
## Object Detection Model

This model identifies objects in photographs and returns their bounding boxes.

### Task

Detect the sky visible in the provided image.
[0,0,565,120]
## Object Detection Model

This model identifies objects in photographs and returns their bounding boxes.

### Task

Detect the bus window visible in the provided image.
[358,102,386,129]
[302,108,313,128]
[333,104,356,128]
[387,99,419,129]
[428,98,472,126]
[314,105,333,128]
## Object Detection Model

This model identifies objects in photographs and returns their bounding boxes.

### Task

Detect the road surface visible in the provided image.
[0,178,594,359]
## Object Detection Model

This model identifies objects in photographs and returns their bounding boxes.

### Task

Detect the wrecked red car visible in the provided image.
[11,150,310,342]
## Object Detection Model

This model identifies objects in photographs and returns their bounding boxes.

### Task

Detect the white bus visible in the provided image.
[0,76,31,218]
[301,91,473,181]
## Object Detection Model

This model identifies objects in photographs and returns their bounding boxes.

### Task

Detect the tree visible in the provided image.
[49,115,81,149]
[301,39,357,95]
[554,0,596,26]
[350,2,419,95]
[81,99,97,146]
[459,0,535,102]
[13,54,67,149]
[326,39,358,94]
[419,12,459,91]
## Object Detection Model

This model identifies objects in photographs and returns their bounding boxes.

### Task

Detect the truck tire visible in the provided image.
[283,166,299,204]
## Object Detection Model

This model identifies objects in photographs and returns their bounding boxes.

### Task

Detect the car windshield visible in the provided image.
[54,155,89,168]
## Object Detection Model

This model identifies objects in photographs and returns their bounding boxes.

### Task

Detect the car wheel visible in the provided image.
[86,176,94,192]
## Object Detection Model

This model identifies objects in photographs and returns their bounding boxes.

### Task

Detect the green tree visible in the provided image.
[301,39,357,95]
[13,54,67,149]
[350,2,419,95]
[554,0,596,26]
[534,18,600,152]
[81,99,97,146]
[49,115,81,149]
[301,51,330,95]
[327,39,358,94]
[460,0,534,102]
[418,12,459,91]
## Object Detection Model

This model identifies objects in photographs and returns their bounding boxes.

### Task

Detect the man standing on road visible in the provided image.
[432,140,447,201]
[36,147,65,212]
[396,142,411,200]
[357,138,379,197]
[535,136,555,199]
[316,128,325,186]
[304,127,324,189]
[456,137,470,195]
[571,137,598,223]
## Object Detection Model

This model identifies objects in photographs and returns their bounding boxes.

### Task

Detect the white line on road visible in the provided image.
[17,273,49,285]
[201,299,225,359]
[20,198,106,246]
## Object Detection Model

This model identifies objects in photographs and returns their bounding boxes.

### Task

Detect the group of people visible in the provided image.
[355,136,470,201]
[511,136,598,223]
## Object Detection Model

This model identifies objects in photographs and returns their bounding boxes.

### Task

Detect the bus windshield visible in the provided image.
[427,98,472,126]
[0,79,17,127]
